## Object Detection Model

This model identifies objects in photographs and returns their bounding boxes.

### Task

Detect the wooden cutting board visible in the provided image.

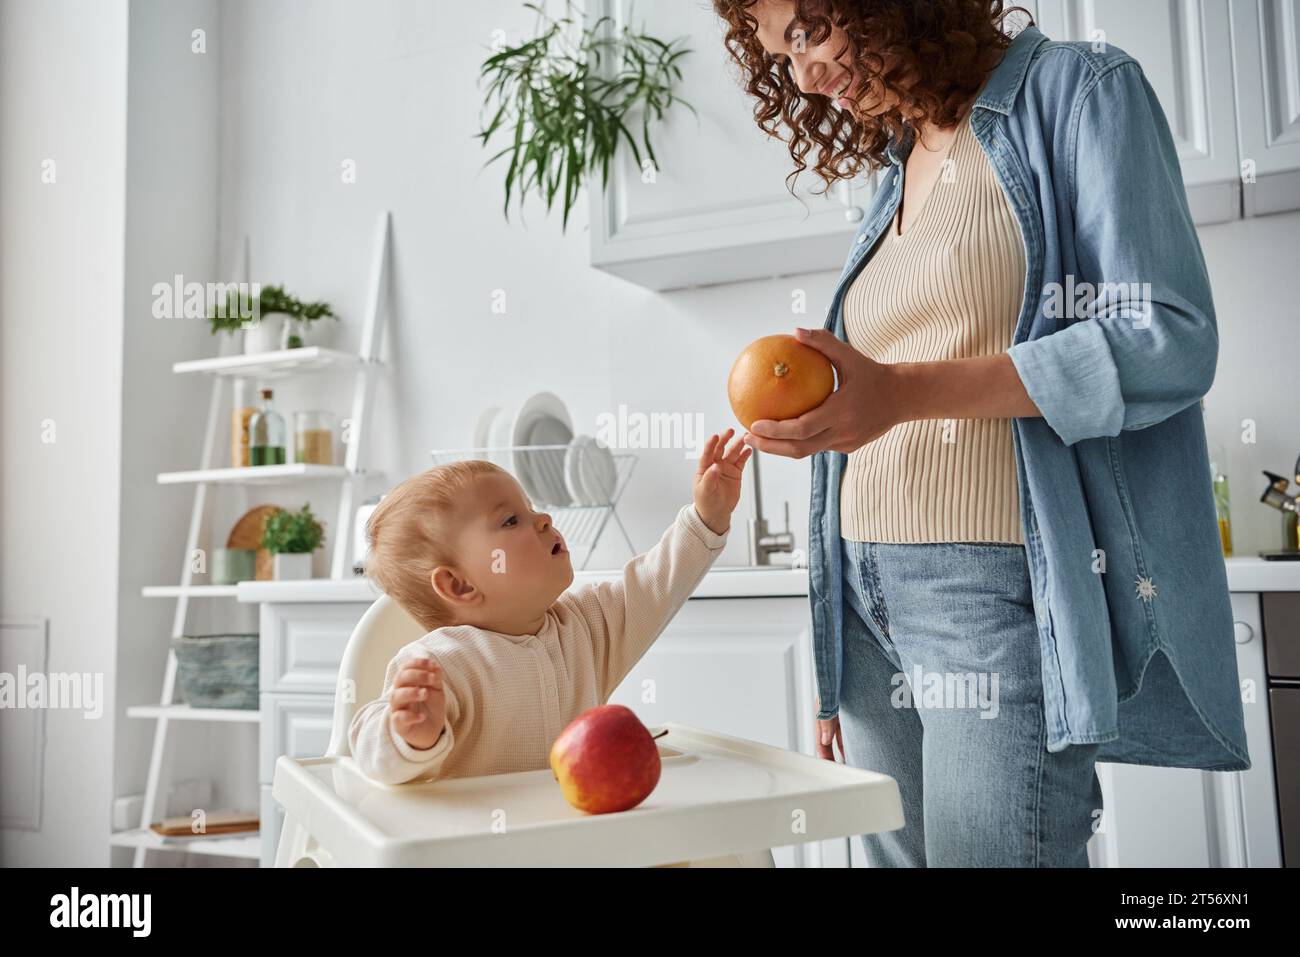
[150,809,259,837]
[227,504,282,581]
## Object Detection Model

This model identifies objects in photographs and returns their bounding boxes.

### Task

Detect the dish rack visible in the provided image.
[429,445,637,570]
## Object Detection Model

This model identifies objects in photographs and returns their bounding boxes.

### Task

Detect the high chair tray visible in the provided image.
[272,723,903,867]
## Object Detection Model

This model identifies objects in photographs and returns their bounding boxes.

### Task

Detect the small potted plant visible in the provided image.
[262,503,325,580]
[208,284,337,355]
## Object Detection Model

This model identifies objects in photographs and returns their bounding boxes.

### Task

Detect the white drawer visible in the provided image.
[608,597,810,752]
[260,602,370,694]
[260,693,336,784]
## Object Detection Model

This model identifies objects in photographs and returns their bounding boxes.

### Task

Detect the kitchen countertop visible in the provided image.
[234,556,1300,605]
[236,565,811,604]
[1223,556,1300,592]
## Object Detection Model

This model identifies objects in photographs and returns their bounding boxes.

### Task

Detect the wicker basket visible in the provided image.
[170,633,259,710]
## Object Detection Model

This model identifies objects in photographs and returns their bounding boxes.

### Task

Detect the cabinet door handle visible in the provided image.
[1233,621,1254,644]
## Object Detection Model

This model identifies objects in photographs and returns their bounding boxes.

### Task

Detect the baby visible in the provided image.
[350,429,752,785]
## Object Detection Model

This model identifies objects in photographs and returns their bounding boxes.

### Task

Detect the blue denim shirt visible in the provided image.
[808,25,1250,771]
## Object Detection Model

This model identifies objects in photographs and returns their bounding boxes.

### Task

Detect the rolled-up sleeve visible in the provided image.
[1008,58,1218,447]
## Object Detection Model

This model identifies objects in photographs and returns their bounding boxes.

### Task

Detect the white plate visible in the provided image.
[564,435,617,506]
[510,392,573,504]
[525,416,573,506]
[564,435,593,505]
[579,436,618,505]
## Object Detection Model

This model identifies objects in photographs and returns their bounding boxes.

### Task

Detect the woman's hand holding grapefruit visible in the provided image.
[733,327,902,459]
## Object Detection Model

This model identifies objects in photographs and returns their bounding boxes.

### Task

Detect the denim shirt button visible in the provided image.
[856,233,867,244]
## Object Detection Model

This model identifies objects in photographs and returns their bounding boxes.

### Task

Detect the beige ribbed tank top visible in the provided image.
[840,116,1026,544]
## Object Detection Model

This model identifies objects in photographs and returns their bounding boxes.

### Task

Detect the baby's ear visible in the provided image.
[430,565,479,607]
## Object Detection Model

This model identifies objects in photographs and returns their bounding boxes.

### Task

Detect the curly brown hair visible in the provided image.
[713,0,1033,194]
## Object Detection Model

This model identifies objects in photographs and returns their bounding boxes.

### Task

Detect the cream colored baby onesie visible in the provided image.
[348,503,728,785]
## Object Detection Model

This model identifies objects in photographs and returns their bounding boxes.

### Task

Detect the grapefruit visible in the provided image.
[728,334,835,430]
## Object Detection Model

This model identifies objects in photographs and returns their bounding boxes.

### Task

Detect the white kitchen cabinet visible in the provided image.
[1036,0,1242,224]
[587,0,876,291]
[256,599,374,866]
[260,693,336,785]
[605,595,852,867]
[1230,0,1300,216]
[588,1,1300,287]
[1088,592,1283,867]
[1211,592,1283,866]
[1091,761,1220,866]
[260,601,356,694]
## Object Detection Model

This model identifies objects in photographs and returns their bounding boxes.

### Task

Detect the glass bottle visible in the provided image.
[230,377,256,468]
[1211,452,1233,557]
[1204,403,1232,557]
[248,388,286,466]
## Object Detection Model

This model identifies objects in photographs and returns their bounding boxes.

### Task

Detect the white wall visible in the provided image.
[0,0,129,866]
[114,0,242,866]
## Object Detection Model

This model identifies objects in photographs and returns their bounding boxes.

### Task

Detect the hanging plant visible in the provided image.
[476,0,694,232]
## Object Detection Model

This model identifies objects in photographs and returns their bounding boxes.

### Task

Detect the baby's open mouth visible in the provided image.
[552,541,565,555]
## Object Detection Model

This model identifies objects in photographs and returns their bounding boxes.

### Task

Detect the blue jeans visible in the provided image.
[837,537,1103,867]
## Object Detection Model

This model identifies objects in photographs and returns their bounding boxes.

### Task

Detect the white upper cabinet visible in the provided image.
[1036,0,1242,224]
[1230,0,1300,216]
[587,0,875,292]
[588,1,1300,291]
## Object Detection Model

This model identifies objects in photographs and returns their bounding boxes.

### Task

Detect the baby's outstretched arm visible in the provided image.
[349,650,458,784]
[561,431,750,698]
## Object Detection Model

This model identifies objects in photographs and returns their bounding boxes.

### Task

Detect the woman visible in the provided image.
[713,0,1250,867]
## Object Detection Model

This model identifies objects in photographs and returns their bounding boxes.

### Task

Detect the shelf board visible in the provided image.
[127,703,261,723]
[173,346,368,379]
[142,584,239,598]
[157,463,363,485]
[110,827,261,860]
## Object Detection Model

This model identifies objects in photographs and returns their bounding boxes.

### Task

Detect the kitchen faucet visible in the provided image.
[746,450,798,566]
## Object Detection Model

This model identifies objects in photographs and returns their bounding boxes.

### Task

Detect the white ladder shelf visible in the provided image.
[114,211,391,866]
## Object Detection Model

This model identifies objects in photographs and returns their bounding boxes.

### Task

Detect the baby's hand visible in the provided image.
[389,657,446,751]
[693,428,752,535]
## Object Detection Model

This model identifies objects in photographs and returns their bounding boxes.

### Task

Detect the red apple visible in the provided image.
[549,705,661,814]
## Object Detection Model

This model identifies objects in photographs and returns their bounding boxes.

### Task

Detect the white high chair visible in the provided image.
[275,593,422,867]
[273,594,786,867]
[275,595,904,863]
